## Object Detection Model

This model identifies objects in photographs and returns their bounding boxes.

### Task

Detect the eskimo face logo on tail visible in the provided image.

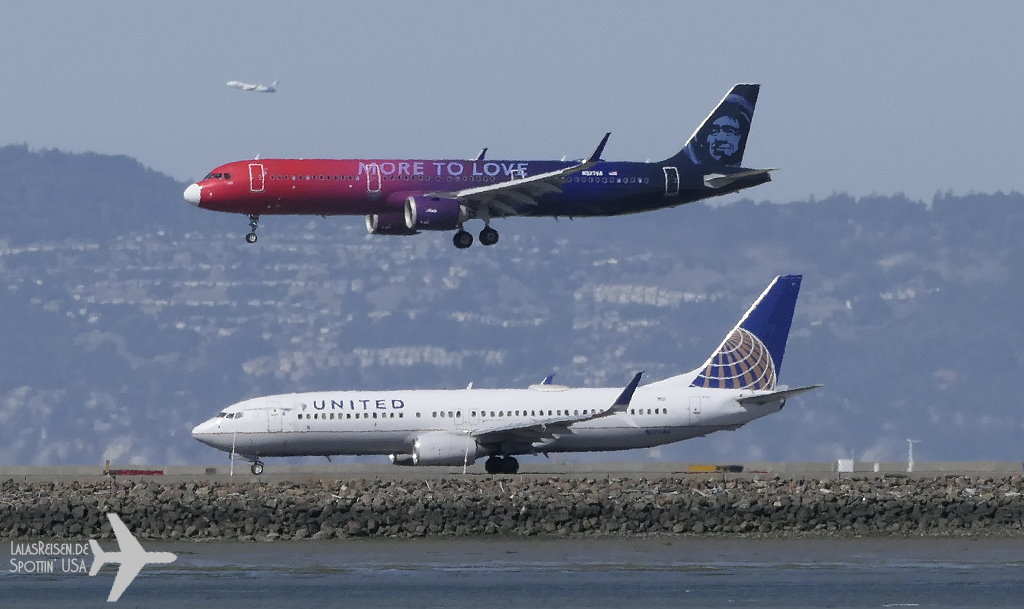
[680,85,759,168]
[691,327,777,390]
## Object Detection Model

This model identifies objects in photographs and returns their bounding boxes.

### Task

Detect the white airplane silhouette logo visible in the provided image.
[89,513,177,602]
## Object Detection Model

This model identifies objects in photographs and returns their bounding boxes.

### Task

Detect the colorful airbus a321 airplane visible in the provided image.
[184,84,772,248]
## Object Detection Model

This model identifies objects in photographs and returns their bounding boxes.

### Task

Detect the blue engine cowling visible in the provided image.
[366,212,418,235]
[404,196,467,231]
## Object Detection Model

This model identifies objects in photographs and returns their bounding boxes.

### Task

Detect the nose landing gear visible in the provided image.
[250,460,264,475]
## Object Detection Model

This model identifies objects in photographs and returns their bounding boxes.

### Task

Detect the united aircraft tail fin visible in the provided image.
[665,84,760,167]
[689,275,801,390]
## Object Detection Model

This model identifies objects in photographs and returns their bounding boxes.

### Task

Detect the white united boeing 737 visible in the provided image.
[192,275,819,474]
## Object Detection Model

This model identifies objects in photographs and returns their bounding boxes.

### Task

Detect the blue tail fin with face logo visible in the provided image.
[690,275,801,390]
[665,84,760,167]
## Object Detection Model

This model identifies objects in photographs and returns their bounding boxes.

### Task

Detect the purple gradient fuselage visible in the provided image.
[191,157,768,219]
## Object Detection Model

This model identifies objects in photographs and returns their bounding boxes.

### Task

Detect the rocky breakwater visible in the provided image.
[2,475,1023,541]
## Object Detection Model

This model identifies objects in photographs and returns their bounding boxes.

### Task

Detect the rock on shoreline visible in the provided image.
[3,475,1023,541]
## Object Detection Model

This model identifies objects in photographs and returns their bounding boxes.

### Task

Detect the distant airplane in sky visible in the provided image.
[89,513,177,602]
[225,79,277,93]
[184,84,773,247]
[192,275,819,475]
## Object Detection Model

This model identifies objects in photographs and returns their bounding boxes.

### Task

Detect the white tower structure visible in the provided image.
[906,438,920,473]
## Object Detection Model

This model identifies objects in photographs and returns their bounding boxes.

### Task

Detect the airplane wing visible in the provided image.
[108,513,144,554]
[471,372,642,446]
[108,562,145,602]
[737,384,821,406]
[438,133,610,220]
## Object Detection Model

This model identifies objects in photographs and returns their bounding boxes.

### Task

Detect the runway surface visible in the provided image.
[2,461,1020,482]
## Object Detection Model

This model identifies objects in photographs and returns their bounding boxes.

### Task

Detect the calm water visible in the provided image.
[3,537,1023,608]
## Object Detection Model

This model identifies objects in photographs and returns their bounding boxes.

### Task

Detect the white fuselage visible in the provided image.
[191,380,783,459]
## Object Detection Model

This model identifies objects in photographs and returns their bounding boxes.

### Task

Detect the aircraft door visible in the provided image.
[663,166,679,197]
[266,402,284,432]
[249,163,265,193]
[688,396,704,426]
[365,163,381,193]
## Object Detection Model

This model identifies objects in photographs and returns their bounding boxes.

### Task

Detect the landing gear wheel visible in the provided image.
[245,213,260,244]
[453,229,474,249]
[250,460,264,475]
[484,456,520,474]
[479,226,499,246]
[485,456,501,474]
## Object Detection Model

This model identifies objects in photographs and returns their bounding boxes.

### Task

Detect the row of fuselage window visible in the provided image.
[264,174,651,185]
[295,407,669,421]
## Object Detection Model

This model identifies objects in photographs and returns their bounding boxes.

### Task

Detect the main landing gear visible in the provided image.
[453,229,473,249]
[484,455,519,474]
[250,459,264,475]
[452,225,500,249]
[245,213,260,244]
[479,226,499,246]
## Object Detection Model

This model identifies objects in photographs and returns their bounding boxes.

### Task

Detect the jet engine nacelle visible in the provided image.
[404,196,467,231]
[389,453,416,466]
[366,212,418,235]
[412,432,478,466]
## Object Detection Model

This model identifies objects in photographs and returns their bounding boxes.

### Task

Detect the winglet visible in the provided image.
[587,132,611,163]
[474,148,488,161]
[611,371,644,411]
[541,373,555,385]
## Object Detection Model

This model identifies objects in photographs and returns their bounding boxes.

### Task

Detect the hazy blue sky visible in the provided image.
[3,2,1021,203]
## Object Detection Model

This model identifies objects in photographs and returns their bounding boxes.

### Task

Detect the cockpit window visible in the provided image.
[217,412,227,418]
[202,172,232,180]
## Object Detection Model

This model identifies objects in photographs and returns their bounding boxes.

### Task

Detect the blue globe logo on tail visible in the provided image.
[689,275,801,391]
[691,327,777,390]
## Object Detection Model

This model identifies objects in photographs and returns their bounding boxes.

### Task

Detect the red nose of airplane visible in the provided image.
[183,183,202,206]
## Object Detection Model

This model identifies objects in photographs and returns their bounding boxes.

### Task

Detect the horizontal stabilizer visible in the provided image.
[738,384,821,406]
[703,168,775,189]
